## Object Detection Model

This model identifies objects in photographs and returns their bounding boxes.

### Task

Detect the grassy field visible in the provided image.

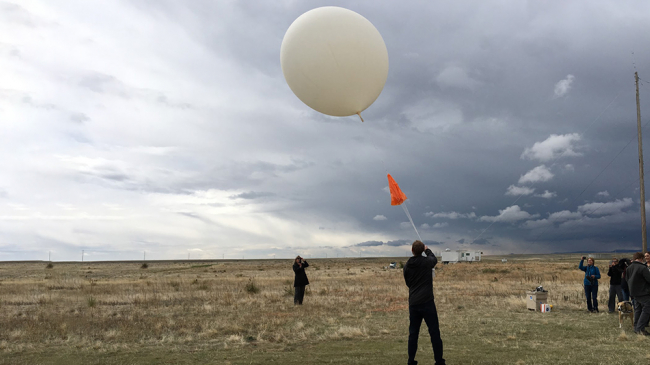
[0,255,648,364]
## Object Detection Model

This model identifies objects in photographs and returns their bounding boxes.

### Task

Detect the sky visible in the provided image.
[2,0,650,261]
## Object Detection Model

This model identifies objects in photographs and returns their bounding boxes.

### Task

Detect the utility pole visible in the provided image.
[143,251,146,261]
[81,250,84,262]
[636,72,647,252]
[48,251,51,262]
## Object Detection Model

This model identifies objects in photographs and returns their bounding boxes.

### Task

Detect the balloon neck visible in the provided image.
[356,112,364,123]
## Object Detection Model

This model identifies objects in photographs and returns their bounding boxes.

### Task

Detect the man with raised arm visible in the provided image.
[403,240,445,365]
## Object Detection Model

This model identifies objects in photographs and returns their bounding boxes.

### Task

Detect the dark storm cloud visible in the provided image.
[472,238,490,245]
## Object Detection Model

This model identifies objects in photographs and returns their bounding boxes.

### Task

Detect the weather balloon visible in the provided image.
[280,7,389,118]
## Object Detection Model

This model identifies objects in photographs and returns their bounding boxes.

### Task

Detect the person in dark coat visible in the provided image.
[579,257,601,313]
[626,252,650,335]
[293,256,309,305]
[403,240,445,365]
[620,258,631,301]
[607,258,624,313]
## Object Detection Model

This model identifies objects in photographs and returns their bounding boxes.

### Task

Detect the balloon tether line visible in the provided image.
[361,113,421,241]
[402,204,422,241]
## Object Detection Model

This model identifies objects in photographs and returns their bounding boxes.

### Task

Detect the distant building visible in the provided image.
[441,248,482,264]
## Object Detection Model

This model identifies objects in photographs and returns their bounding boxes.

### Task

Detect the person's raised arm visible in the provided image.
[424,246,438,269]
[302,260,309,268]
[579,258,586,272]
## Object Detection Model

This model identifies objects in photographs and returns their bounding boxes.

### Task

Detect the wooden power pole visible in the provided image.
[636,72,647,253]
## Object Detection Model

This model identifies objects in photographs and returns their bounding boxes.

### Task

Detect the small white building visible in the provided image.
[441,249,483,264]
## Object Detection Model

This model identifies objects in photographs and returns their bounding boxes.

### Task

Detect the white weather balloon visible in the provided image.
[281,7,389,118]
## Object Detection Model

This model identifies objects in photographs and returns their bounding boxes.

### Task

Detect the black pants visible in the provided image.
[408,300,445,365]
[608,284,623,312]
[633,295,650,333]
[294,285,305,305]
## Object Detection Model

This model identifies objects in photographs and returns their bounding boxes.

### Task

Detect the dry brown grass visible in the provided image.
[0,256,646,364]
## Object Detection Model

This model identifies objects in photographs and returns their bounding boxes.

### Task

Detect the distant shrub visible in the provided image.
[284,285,294,297]
[399,262,404,269]
[245,279,260,294]
[140,263,148,269]
[87,296,96,308]
[46,263,53,269]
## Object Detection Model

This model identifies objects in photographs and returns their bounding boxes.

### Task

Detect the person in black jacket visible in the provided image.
[607,258,624,313]
[403,240,445,365]
[625,252,650,335]
[293,256,309,305]
[620,258,631,301]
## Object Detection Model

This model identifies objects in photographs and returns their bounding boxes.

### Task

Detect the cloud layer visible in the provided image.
[1,1,650,260]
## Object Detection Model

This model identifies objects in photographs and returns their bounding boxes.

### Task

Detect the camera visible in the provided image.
[581,256,586,260]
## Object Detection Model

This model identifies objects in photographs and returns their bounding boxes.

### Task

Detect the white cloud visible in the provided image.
[373,215,387,221]
[400,222,413,229]
[564,164,575,171]
[554,74,575,98]
[433,222,449,228]
[535,190,557,199]
[548,210,582,221]
[505,185,535,196]
[420,223,430,229]
[425,211,476,219]
[479,205,540,223]
[578,198,634,216]
[523,210,582,229]
[518,165,554,184]
[521,134,582,162]
[596,191,610,198]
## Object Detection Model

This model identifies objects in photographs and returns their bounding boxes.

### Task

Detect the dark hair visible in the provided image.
[295,256,302,262]
[633,252,645,261]
[412,240,425,256]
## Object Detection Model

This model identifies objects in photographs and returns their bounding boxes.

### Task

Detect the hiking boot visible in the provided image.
[635,330,650,336]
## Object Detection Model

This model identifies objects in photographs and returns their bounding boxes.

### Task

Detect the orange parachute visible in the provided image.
[387,174,407,206]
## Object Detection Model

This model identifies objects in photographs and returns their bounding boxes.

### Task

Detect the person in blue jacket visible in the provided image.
[579,256,601,313]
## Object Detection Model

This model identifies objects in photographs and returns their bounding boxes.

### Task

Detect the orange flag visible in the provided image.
[387,174,407,206]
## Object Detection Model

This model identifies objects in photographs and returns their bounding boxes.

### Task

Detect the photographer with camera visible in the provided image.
[579,256,601,313]
[607,258,624,313]
[293,256,309,305]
